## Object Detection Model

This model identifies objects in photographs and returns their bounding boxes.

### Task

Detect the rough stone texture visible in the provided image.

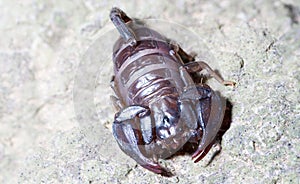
[0,0,299,184]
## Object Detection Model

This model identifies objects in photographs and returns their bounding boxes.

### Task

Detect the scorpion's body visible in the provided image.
[112,23,196,164]
[112,25,192,129]
[109,7,234,176]
[113,27,184,107]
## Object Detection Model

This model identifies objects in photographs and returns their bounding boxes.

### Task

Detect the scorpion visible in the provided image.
[109,7,234,176]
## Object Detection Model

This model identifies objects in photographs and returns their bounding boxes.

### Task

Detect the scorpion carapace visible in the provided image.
[109,7,234,176]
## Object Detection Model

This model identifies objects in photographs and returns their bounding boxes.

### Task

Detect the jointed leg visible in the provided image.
[184,61,235,86]
[169,41,196,63]
[110,95,122,112]
[171,43,235,86]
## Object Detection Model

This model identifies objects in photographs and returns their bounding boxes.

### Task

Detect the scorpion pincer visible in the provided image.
[109,7,234,176]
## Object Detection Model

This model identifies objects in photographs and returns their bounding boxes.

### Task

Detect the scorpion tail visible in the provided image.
[110,7,137,46]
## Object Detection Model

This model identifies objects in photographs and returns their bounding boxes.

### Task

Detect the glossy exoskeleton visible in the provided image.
[109,7,234,176]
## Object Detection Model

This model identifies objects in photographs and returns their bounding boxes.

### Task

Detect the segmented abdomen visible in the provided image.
[113,37,183,106]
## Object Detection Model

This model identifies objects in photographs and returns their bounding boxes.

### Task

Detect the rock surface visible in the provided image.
[0,1,299,183]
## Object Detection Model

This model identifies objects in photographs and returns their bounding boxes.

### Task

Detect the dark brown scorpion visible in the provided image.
[109,7,234,176]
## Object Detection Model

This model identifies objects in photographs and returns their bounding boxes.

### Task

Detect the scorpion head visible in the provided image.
[150,96,193,157]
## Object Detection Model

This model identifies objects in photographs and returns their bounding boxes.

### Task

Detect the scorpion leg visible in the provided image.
[169,41,196,63]
[113,106,172,176]
[110,95,122,112]
[183,61,235,86]
[110,76,124,111]
[110,7,137,46]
